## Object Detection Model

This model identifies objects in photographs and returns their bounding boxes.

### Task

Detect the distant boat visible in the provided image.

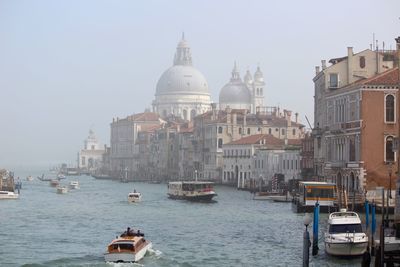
[253,191,290,201]
[56,186,68,194]
[92,174,113,180]
[26,175,33,181]
[128,190,142,203]
[0,190,19,200]
[168,181,217,202]
[57,174,66,180]
[37,174,52,182]
[69,181,79,189]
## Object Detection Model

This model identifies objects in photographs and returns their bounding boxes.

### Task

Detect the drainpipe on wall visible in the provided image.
[395,36,400,229]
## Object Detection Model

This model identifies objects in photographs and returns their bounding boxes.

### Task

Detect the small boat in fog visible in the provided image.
[128,190,142,203]
[0,190,19,199]
[26,176,33,181]
[69,181,79,189]
[56,186,68,194]
[104,228,152,263]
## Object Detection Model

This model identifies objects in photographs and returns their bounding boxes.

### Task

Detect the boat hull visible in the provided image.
[325,241,368,256]
[0,191,19,199]
[104,242,152,262]
[168,193,216,202]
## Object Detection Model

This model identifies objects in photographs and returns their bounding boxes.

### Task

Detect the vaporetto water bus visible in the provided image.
[168,181,217,201]
[292,181,336,213]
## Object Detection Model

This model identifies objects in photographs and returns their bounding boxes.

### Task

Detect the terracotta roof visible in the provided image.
[128,112,160,122]
[362,67,399,86]
[140,124,161,133]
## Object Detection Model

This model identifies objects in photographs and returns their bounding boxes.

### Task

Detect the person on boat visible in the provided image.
[133,189,137,193]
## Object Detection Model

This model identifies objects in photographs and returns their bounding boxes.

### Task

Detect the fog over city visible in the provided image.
[0,0,399,169]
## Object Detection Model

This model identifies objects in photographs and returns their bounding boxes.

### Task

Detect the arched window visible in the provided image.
[292,129,296,136]
[386,136,395,162]
[359,56,366,69]
[268,128,272,134]
[183,109,188,120]
[247,128,250,134]
[190,109,196,120]
[218,127,223,134]
[386,94,395,122]
[239,128,242,134]
[218,138,223,149]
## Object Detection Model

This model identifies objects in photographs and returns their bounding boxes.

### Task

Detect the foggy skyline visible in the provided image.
[1,0,399,169]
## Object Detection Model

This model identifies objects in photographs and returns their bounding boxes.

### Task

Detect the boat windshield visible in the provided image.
[329,224,363,233]
[112,243,134,250]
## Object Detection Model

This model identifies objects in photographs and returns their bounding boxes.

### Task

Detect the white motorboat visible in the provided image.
[324,209,368,256]
[69,181,80,189]
[26,175,33,181]
[56,186,68,194]
[0,190,19,199]
[128,190,142,203]
[104,228,152,263]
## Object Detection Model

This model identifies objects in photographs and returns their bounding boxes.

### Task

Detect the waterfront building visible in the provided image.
[300,132,314,181]
[193,105,304,182]
[222,134,301,189]
[219,63,265,113]
[78,129,105,173]
[152,34,212,120]
[110,112,163,179]
[313,42,398,194]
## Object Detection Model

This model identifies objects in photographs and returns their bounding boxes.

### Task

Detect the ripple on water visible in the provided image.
[3,173,363,267]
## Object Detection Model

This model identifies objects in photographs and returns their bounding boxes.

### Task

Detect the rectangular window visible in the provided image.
[329,73,339,88]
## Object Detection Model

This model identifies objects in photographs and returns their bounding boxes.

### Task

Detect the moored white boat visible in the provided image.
[69,181,79,189]
[168,181,216,201]
[26,175,33,181]
[56,186,68,194]
[0,190,19,199]
[324,209,368,256]
[128,190,142,203]
[57,174,66,180]
[104,228,152,263]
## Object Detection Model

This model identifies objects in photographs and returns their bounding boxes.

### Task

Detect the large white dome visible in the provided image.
[156,65,210,95]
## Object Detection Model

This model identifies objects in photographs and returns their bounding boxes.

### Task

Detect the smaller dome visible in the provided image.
[219,80,251,104]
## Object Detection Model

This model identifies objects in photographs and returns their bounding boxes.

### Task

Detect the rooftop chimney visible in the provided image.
[321,60,326,70]
[347,47,353,84]
[295,112,299,123]
[315,66,320,76]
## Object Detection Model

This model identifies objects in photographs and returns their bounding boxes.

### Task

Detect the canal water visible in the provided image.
[1,172,363,267]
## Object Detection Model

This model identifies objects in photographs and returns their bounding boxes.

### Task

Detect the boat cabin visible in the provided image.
[168,181,214,192]
[298,181,335,207]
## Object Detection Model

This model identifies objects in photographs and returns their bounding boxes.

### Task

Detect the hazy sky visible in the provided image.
[1,0,399,169]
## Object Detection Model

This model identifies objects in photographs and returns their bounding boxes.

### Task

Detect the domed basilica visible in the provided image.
[153,35,265,120]
[152,34,212,121]
[219,62,265,113]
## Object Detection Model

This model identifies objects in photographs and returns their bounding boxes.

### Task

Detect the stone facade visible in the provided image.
[78,130,105,173]
[313,44,398,193]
